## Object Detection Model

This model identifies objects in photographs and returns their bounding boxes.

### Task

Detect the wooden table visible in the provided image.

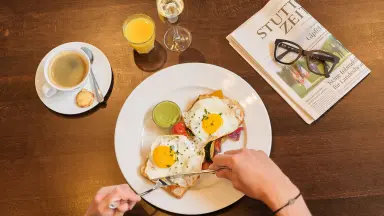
[1,0,383,215]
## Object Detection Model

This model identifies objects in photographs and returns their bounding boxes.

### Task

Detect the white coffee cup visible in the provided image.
[42,48,91,97]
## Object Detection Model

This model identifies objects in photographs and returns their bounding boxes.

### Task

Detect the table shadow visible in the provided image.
[48,70,115,119]
[178,47,206,63]
[134,41,167,72]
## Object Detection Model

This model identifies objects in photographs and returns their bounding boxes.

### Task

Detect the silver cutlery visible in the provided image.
[109,167,228,209]
[139,177,176,196]
[150,166,229,181]
[109,177,176,209]
[81,47,104,103]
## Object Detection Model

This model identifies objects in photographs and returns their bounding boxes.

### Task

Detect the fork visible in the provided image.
[109,177,175,209]
[138,177,174,196]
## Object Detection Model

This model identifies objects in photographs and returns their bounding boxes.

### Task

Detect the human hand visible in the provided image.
[85,184,141,216]
[210,149,299,210]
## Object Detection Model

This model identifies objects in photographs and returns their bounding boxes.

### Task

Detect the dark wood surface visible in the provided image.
[1,0,383,215]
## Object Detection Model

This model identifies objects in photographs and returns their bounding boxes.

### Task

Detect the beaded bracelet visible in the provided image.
[272,192,302,215]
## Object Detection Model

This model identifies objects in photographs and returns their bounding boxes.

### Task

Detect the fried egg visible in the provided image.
[144,135,204,187]
[183,96,244,145]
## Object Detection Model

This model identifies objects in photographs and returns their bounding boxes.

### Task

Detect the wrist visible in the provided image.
[261,176,299,211]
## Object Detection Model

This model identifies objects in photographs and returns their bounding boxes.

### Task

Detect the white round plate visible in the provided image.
[35,42,112,115]
[115,63,271,215]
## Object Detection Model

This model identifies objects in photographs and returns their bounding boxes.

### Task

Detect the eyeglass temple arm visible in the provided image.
[310,53,338,63]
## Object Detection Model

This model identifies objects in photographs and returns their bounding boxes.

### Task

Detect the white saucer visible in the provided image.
[35,42,112,115]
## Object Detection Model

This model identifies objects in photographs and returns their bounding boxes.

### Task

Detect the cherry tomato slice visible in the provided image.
[172,122,187,136]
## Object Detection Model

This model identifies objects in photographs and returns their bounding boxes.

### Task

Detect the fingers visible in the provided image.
[216,169,232,180]
[97,186,118,195]
[224,149,243,155]
[115,200,138,212]
[113,184,141,202]
[113,210,125,216]
[94,185,117,202]
[103,184,141,211]
[122,185,141,202]
[87,184,140,216]
[117,201,129,212]
[210,154,234,169]
[210,154,235,180]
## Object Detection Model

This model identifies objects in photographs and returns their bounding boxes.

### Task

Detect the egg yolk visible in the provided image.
[202,113,223,135]
[153,146,176,168]
[209,90,224,99]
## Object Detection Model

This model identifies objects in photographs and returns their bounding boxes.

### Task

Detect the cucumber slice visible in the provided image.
[204,141,213,162]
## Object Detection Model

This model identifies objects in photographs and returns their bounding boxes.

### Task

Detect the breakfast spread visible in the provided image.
[141,90,245,198]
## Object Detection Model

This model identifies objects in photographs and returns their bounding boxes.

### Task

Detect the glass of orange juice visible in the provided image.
[123,14,156,54]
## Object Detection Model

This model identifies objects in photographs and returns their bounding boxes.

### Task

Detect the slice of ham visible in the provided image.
[228,127,244,141]
[213,138,222,153]
[210,127,244,157]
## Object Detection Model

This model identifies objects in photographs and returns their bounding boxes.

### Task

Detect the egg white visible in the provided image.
[144,135,204,187]
[183,97,243,145]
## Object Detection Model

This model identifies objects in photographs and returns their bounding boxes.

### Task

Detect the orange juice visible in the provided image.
[123,14,155,54]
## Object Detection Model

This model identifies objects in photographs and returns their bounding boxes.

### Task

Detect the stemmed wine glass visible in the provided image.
[157,0,192,52]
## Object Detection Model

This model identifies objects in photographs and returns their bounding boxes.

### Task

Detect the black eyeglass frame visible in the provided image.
[274,39,340,78]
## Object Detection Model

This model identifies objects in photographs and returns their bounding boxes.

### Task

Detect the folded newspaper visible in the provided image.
[227,0,370,124]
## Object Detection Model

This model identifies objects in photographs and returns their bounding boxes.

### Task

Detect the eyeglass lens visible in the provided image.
[308,51,335,76]
[276,42,300,64]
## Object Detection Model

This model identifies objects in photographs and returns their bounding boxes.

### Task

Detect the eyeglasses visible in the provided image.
[274,39,340,78]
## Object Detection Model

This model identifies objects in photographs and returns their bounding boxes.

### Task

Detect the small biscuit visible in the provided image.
[76,89,94,108]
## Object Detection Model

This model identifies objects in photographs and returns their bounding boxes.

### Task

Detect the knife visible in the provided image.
[150,166,229,181]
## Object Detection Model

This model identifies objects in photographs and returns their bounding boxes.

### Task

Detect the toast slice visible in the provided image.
[140,160,199,199]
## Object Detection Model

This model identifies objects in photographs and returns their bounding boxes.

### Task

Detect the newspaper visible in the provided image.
[227,0,370,124]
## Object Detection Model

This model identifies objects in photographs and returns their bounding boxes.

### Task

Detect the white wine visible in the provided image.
[156,0,191,52]
[157,0,184,23]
